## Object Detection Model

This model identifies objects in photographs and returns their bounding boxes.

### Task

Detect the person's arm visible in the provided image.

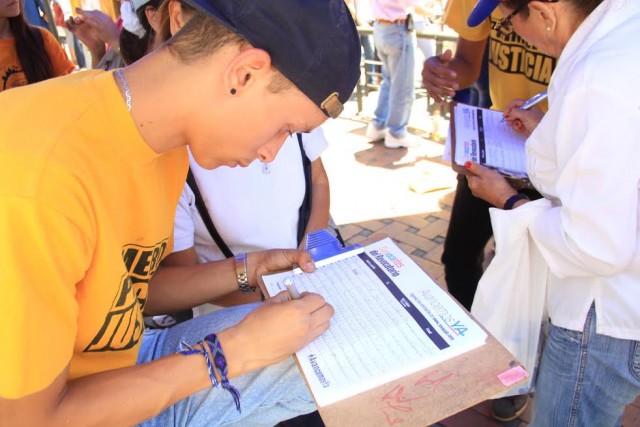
[0,290,333,427]
[147,248,315,314]
[160,183,262,307]
[65,9,119,68]
[303,158,330,236]
[421,36,487,103]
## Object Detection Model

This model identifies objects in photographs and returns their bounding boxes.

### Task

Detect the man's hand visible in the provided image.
[218,291,334,375]
[422,49,458,103]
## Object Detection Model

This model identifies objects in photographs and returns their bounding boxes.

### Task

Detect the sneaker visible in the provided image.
[384,132,420,148]
[491,395,529,422]
[365,122,386,141]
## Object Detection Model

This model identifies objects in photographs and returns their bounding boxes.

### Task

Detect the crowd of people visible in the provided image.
[1,0,639,426]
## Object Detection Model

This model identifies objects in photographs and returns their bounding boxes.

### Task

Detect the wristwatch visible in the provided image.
[234,252,256,293]
[503,193,529,210]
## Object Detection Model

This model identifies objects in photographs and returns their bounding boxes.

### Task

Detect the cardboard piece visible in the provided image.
[283,233,527,426]
[316,332,524,426]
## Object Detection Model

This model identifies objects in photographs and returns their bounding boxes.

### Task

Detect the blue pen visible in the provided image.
[501,90,548,123]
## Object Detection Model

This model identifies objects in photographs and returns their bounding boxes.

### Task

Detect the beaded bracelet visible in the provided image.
[204,333,242,412]
[177,341,219,388]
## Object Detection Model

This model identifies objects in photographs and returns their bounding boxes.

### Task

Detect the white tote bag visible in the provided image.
[471,198,551,397]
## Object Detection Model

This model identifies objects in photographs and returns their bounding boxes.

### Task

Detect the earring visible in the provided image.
[546,26,551,31]
[230,88,237,95]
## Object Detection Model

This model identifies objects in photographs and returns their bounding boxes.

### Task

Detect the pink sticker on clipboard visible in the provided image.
[497,366,529,386]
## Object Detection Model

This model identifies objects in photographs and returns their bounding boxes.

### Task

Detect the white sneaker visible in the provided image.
[365,122,386,141]
[384,132,420,148]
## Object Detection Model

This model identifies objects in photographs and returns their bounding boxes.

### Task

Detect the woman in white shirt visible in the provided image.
[462,0,640,425]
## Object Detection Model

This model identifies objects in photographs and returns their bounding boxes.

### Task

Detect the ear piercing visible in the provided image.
[230,88,237,95]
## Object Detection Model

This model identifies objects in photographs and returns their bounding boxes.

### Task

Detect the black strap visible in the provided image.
[185,135,313,257]
[297,133,313,245]
[186,169,234,258]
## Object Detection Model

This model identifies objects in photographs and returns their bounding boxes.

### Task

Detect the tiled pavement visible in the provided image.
[320,91,640,427]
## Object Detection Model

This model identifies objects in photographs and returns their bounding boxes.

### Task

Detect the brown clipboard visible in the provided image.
[284,234,528,427]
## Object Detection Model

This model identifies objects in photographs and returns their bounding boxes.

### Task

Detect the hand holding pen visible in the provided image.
[502,91,548,137]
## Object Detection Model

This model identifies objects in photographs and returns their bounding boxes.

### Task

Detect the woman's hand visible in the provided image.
[464,162,518,208]
[421,49,459,104]
[502,99,545,137]
[217,291,334,375]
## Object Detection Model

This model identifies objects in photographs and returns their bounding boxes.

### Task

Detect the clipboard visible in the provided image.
[265,231,529,426]
[449,101,534,191]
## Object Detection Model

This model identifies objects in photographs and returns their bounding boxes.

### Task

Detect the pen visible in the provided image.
[283,277,301,300]
[501,90,548,122]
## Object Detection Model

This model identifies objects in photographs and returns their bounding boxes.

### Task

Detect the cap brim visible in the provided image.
[467,0,501,27]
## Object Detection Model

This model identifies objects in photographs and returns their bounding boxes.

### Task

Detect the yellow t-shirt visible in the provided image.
[0,27,75,92]
[0,70,188,398]
[444,0,555,110]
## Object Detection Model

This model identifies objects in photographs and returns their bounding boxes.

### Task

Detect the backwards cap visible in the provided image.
[467,0,501,27]
[182,0,361,119]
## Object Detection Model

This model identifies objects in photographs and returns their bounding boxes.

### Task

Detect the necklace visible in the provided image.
[114,69,132,112]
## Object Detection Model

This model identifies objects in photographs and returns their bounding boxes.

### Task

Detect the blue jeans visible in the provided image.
[372,22,415,139]
[532,304,640,427]
[137,303,315,427]
[360,34,376,84]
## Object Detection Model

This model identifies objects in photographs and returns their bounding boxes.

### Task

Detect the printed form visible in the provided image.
[453,103,528,178]
[263,238,487,407]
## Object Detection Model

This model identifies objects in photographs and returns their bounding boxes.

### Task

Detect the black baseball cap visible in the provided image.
[467,0,501,27]
[182,0,361,119]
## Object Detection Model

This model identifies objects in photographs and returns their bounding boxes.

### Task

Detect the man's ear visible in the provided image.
[225,48,273,95]
[168,0,187,35]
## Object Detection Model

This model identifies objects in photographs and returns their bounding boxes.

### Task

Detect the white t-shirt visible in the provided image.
[172,126,328,263]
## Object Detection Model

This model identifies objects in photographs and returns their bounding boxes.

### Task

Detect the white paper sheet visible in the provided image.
[263,238,487,407]
[453,103,527,178]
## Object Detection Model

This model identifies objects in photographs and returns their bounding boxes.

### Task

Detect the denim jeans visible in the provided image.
[137,303,315,427]
[413,19,435,60]
[532,304,640,427]
[372,22,415,138]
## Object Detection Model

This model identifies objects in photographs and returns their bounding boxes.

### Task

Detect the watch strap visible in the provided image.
[234,252,255,293]
[503,193,529,210]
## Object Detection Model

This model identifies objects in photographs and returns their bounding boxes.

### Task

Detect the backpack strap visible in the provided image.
[297,133,313,245]
[186,169,234,258]
[187,135,313,255]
